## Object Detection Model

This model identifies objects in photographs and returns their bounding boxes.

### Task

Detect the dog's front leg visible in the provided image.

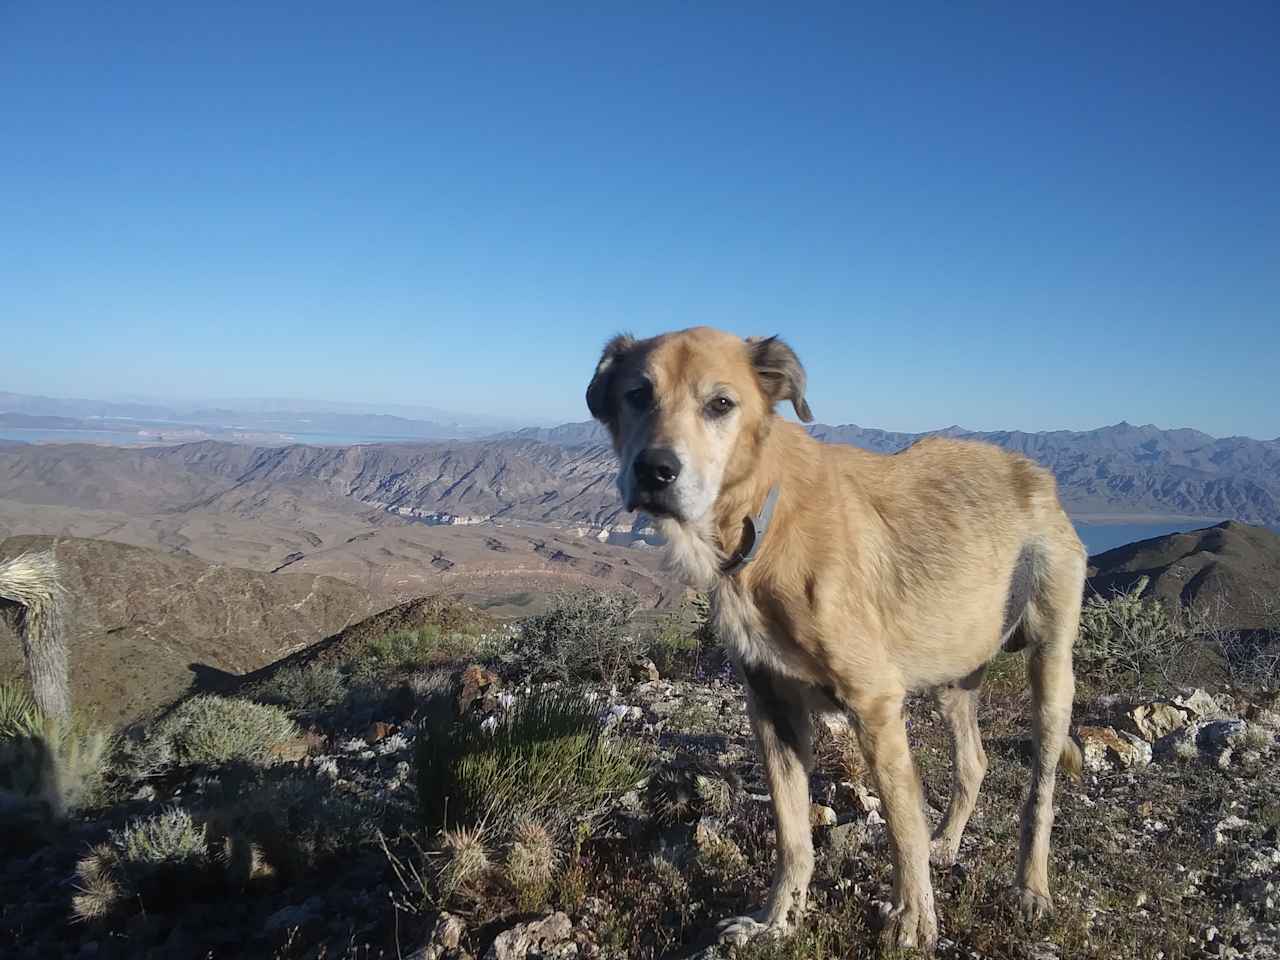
[853,689,940,953]
[717,665,815,946]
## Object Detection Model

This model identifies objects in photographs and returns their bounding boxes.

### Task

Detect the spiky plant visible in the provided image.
[1,708,110,820]
[0,680,40,738]
[646,758,736,826]
[0,551,69,720]
[437,824,491,900]
[506,817,557,911]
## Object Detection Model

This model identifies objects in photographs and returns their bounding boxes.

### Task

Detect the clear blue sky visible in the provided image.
[3,2,1277,437]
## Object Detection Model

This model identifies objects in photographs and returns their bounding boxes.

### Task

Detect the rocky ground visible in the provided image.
[2,600,1278,960]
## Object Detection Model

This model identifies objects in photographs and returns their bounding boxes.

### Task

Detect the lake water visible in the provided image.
[1071,520,1217,556]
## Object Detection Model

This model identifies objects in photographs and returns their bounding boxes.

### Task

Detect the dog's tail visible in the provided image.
[1059,737,1084,783]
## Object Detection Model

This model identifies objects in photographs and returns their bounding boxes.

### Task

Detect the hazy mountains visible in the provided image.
[507,419,1280,528]
[0,391,528,443]
[2,420,1278,532]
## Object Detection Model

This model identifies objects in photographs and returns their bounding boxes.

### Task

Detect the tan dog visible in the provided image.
[586,327,1085,951]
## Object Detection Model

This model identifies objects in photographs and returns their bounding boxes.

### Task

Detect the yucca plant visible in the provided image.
[0,680,40,739]
[1,683,111,821]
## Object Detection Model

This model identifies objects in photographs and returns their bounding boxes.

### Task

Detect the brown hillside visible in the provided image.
[1086,521,1280,628]
[0,535,383,728]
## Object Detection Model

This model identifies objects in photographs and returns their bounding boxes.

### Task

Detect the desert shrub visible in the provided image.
[348,624,514,684]
[1077,577,1187,683]
[519,590,643,684]
[72,807,215,920]
[249,663,348,716]
[415,689,644,837]
[209,767,382,882]
[648,615,702,680]
[1221,635,1280,691]
[135,695,298,773]
[0,686,111,821]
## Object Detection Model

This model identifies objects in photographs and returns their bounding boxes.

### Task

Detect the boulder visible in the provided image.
[1075,725,1152,771]
[1122,701,1191,742]
[484,912,575,960]
[409,912,467,960]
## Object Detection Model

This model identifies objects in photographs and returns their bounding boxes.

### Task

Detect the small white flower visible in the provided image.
[377,733,410,755]
[480,715,499,734]
[315,757,339,780]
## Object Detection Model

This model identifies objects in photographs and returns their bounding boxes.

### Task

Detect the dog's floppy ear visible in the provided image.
[586,333,637,423]
[748,335,814,422]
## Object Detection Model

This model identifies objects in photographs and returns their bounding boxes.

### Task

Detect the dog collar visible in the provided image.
[721,485,781,576]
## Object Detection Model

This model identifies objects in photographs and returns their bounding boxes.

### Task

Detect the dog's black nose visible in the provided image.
[634,448,682,491]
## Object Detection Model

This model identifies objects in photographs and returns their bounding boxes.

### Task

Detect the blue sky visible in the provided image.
[2,3,1277,437]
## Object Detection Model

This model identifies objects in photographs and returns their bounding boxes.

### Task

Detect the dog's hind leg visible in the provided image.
[1014,544,1084,920]
[930,665,988,867]
[717,665,815,945]
[852,687,939,953]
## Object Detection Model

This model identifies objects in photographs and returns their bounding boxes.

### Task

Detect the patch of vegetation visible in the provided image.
[518,590,643,684]
[249,662,348,716]
[0,680,40,738]
[209,767,384,883]
[505,818,558,911]
[73,807,216,921]
[0,680,111,820]
[132,694,299,773]
[415,689,646,837]
[1077,577,1188,683]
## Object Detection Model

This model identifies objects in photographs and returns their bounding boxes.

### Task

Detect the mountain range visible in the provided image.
[2,419,1278,532]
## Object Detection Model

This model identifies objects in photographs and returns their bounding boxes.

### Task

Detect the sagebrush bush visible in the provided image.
[135,695,298,773]
[415,690,644,837]
[519,590,643,684]
[73,807,214,920]
[354,622,516,680]
[249,663,348,716]
[1,686,111,820]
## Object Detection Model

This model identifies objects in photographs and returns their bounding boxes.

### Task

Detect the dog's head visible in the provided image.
[585,326,813,523]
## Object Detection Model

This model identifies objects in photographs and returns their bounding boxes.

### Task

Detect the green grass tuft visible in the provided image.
[415,689,645,837]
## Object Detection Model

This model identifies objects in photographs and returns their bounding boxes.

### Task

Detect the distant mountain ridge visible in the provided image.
[2,419,1277,531]
[1087,521,1280,629]
[0,391,524,441]
[505,418,1280,527]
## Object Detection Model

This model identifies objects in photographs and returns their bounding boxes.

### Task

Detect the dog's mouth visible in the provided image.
[626,491,682,521]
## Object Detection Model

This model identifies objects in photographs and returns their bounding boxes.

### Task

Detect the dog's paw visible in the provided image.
[715,913,789,946]
[1012,885,1053,922]
[874,899,940,954]
[929,835,960,868]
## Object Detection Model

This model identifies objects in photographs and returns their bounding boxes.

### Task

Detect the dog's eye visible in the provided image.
[624,383,653,412]
[705,396,735,418]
